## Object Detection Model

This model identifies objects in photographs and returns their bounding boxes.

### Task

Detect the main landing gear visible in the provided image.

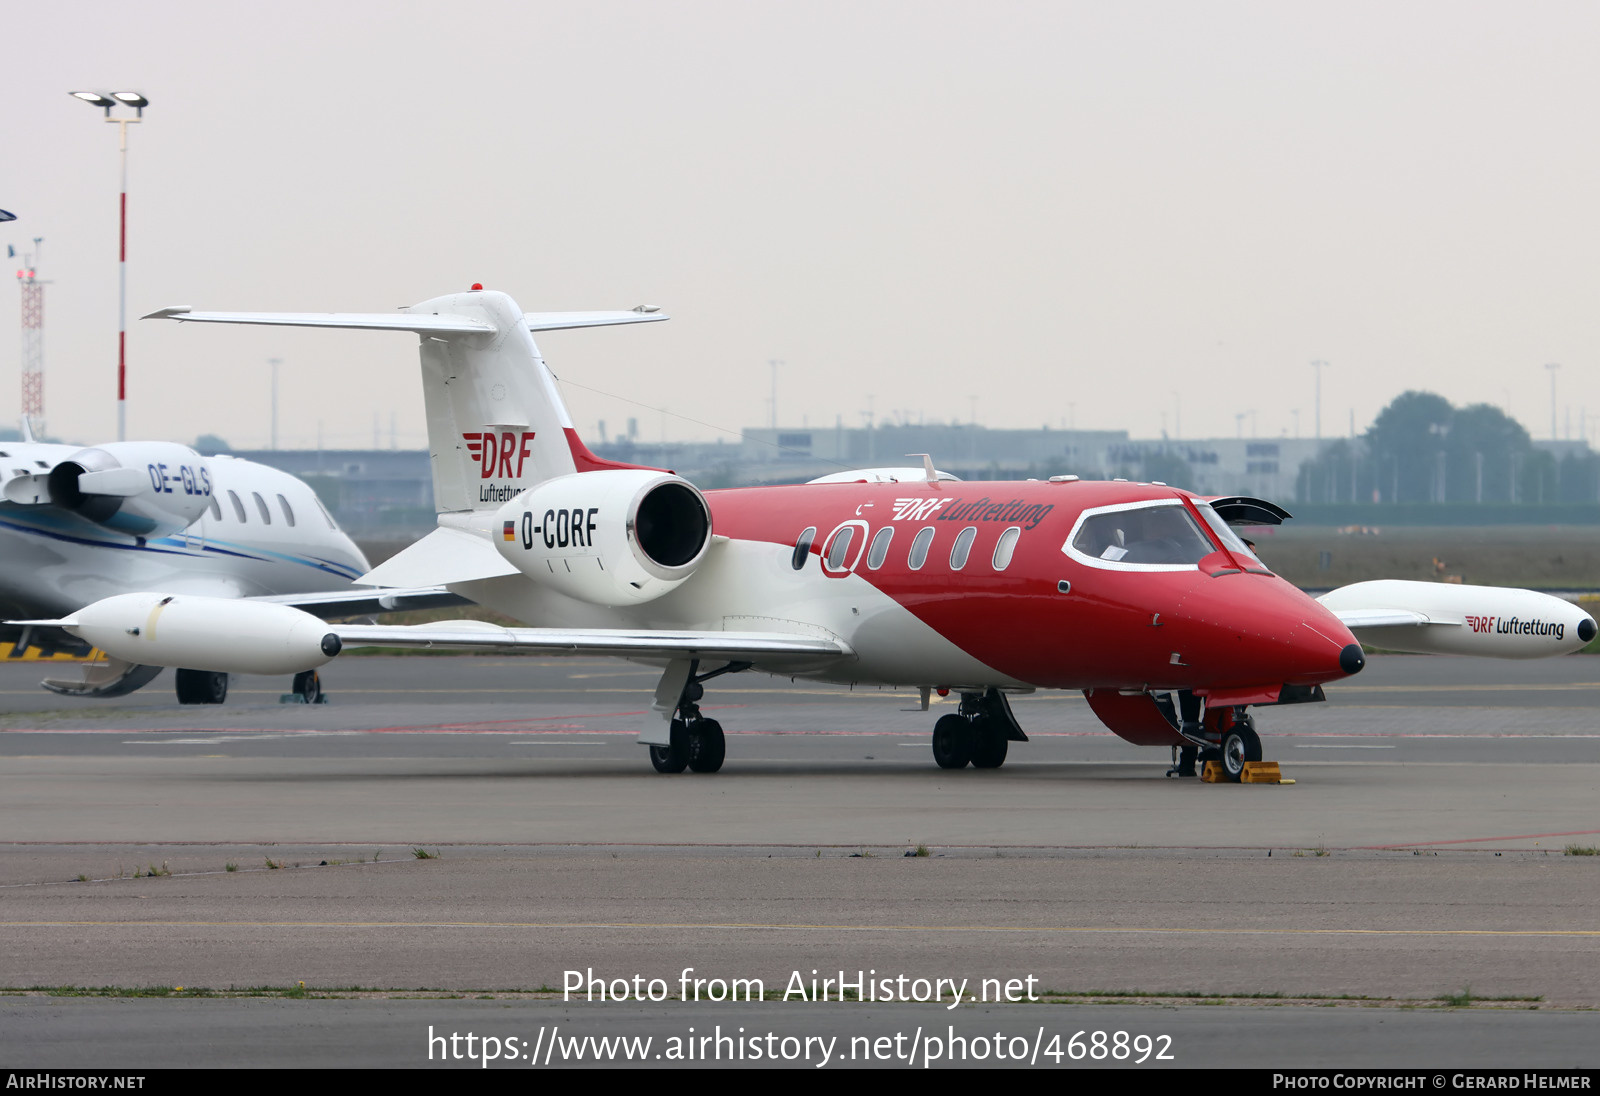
[931,689,1026,770]
[648,660,749,775]
[1166,702,1261,782]
[174,668,228,705]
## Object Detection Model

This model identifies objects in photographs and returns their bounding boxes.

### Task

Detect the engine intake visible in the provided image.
[634,480,711,570]
[47,442,213,538]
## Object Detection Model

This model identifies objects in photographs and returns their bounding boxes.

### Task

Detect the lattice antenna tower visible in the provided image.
[16,237,45,436]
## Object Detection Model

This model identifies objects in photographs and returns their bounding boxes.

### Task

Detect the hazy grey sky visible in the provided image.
[4,1,1599,451]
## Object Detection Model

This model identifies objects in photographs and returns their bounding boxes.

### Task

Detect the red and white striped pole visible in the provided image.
[116,118,129,441]
[71,92,145,442]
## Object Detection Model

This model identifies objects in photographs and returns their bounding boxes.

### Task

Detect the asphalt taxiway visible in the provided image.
[1,654,1596,1068]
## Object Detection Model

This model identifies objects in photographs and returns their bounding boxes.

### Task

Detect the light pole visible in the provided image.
[1544,362,1560,442]
[268,358,282,449]
[768,359,783,430]
[1310,360,1328,441]
[70,91,147,442]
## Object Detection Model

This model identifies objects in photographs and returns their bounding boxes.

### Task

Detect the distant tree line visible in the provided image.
[1298,391,1599,505]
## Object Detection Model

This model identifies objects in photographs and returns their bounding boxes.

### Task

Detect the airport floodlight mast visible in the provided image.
[269,358,281,449]
[70,90,148,442]
[1545,362,1560,441]
[1310,360,1328,441]
[16,238,45,435]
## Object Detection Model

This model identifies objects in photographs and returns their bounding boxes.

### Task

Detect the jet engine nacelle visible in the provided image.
[1319,580,1598,658]
[493,469,712,606]
[47,442,213,538]
[60,592,340,675]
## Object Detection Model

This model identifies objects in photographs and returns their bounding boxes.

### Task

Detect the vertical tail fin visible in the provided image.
[410,291,670,512]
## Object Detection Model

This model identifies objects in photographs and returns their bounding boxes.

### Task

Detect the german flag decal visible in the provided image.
[503,520,517,542]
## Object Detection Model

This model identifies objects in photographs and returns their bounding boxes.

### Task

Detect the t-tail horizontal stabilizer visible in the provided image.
[146,291,670,512]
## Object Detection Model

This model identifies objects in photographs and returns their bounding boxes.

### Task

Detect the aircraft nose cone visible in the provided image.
[1580,617,1597,645]
[1339,643,1365,675]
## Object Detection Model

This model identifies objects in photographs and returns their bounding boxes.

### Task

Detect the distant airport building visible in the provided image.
[233,431,1593,538]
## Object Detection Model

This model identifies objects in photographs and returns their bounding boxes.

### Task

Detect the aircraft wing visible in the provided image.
[328,621,852,665]
[1324,608,1435,630]
[247,586,470,620]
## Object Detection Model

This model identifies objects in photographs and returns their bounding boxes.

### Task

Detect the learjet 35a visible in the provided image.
[25,287,1595,778]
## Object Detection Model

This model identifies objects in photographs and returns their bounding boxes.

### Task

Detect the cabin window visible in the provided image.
[866,526,894,570]
[950,526,977,570]
[227,490,247,523]
[252,491,272,525]
[792,527,816,571]
[908,526,935,570]
[277,494,296,527]
[992,526,1021,570]
[208,496,222,522]
[825,526,855,570]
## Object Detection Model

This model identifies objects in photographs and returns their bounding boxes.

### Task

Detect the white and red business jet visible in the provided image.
[26,286,1595,779]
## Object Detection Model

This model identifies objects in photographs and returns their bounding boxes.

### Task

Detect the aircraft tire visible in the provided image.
[970,719,1008,769]
[687,719,726,773]
[932,713,976,769]
[293,670,322,704]
[175,669,228,705]
[1220,724,1262,782]
[650,719,690,773]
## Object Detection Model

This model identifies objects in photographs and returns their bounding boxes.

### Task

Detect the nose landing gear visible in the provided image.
[1167,702,1261,782]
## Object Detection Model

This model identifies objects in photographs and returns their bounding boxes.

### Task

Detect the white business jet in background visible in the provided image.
[0,421,448,703]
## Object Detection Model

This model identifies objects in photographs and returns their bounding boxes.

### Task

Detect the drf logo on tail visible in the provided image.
[464,431,537,479]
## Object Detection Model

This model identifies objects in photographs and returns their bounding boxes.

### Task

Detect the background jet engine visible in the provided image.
[493,468,712,606]
[42,442,213,538]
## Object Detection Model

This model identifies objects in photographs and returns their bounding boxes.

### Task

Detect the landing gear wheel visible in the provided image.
[175,669,228,705]
[970,719,1009,769]
[687,718,726,773]
[650,719,690,773]
[1220,724,1262,782]
[292,670,322,704]
[932,713,976,769]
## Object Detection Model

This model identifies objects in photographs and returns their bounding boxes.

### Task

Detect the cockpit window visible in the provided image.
[1194,502,1268,570]
[1069,503,1214,567]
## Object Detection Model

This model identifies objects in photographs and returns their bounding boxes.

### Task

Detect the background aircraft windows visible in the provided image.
[825,526,855,570]
[313,494,337,530]
[992,526,1021,570]
[866,526,894,569]
[227,490,247,523]
[1072,504,1213,566]
[950,526,977,570]
[908,526,935,570]
[792,527,816,571]
[208,496,222,522]
[252,491,272,525]
[277,494,296,527]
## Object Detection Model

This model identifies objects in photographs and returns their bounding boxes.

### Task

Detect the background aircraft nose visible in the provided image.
[1339,644,1365,675]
